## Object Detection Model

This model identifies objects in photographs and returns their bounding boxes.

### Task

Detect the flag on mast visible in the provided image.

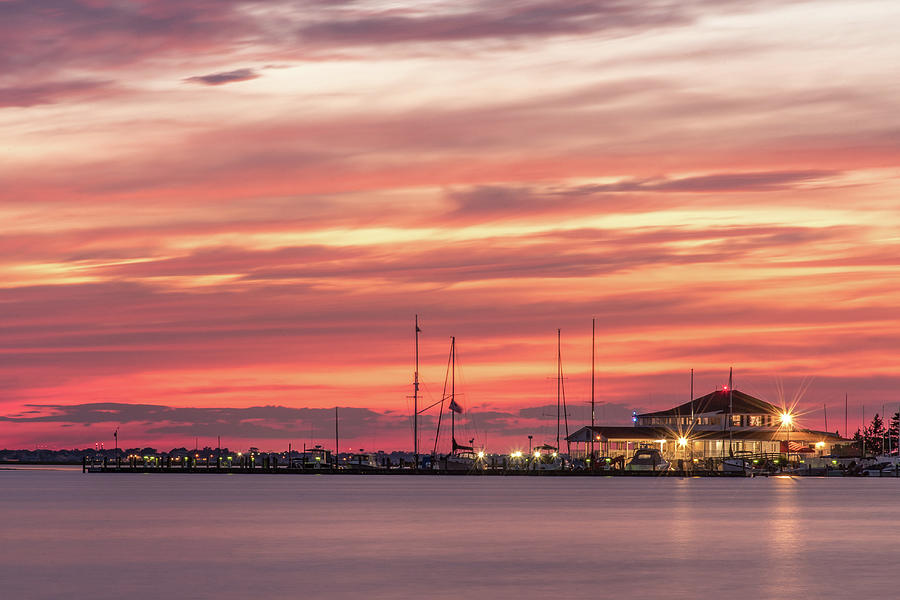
[448,399,463,413]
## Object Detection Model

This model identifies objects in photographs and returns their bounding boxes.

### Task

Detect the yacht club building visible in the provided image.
[566,388,847,461]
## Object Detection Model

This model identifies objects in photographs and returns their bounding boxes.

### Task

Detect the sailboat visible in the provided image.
[434,337,485,471]
[530,329,568,471]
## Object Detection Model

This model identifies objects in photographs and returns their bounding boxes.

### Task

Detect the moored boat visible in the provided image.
[529,444,564,470]
[626,447,670,472]
[291,446,333,469]
[341,452,380,471]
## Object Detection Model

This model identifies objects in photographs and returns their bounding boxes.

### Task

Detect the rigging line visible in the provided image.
[405,394,415,435]
[453,347,482,444]
[560,355,569,436]
[555,328,570,451]
[414,381,441,437]
[432,338,452,456]
[418,398,444,413]
[418,380,440,407]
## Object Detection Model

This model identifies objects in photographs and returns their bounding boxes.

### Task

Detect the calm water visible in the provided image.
[1,467,896,599]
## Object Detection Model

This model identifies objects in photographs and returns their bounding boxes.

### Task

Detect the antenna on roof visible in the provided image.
[690,368,694,426]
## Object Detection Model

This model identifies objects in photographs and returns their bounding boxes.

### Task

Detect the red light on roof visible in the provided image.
[723,385,728,391]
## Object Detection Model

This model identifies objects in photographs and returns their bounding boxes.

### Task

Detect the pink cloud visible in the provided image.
[2,0,899,451]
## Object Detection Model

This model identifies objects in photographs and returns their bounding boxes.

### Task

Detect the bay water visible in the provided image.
[1,467,895,599]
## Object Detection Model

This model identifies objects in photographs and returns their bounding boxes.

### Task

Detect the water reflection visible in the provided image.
[2,471,900,599]
[761,477,802,595]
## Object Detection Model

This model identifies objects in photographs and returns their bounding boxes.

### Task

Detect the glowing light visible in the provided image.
[677,436,687,447]
[551,452,558,457]
[477,451,485,459]
[780,413,793,426]
[533,451,541,458]
[815,441,826,449]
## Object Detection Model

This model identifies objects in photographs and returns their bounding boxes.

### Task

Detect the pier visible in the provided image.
[82,455,854,477]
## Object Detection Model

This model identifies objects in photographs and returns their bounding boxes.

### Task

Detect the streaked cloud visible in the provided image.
[185,68,260,86]
[0,80,113,107]
[1,0,898,450]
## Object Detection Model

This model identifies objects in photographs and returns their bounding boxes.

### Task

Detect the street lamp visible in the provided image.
[677,436,688,471]
[781,412,793,465]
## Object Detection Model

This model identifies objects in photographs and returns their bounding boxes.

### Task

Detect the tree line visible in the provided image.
[853,411,900,456]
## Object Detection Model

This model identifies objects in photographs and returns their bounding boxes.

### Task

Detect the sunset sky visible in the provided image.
[1,0,899,452]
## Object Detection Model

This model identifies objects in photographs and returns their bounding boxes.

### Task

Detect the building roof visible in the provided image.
[567,425,849,444]
[637,389,778,418]
[568,427,665,442]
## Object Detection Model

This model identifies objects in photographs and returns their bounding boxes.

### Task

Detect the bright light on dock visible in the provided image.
[677,436,688,447]
[780,412,793,426]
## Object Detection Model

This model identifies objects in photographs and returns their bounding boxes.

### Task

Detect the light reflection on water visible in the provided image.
[0,469,896,599]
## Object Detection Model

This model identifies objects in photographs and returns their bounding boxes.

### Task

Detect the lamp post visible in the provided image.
[781,412,793,466]
[678,436,688,472]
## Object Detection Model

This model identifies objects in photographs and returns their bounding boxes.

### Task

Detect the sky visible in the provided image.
[1,0,899,453]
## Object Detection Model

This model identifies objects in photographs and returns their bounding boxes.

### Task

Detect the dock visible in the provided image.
[82,456,850,477]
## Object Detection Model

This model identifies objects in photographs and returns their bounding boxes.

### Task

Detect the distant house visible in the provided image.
[566,388,847,460]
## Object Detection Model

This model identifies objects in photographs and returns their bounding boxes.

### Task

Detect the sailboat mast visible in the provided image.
[335,406,339,461]
[728,367,733,456]
[561,336,570,455]
[451,336,456,450]
[414,315,420,469]
[557,328,561,451]
[590,318,595,460]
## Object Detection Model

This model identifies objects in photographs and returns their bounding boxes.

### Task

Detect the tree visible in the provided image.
[862,413,886,456]
[886,411,900,455]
